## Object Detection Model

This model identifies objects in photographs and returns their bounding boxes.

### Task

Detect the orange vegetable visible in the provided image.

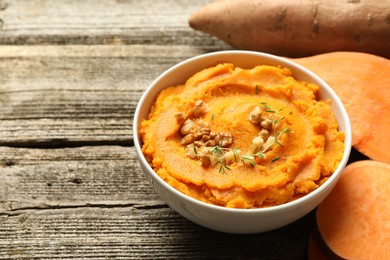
[314,160,390,260]
[189,0,390,58]
[293,52,390,164]
[140,63,345,208]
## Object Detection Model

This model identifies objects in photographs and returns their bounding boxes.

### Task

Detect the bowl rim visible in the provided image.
[133,50,352,213]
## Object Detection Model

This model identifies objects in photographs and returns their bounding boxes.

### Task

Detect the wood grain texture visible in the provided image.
[0,0,228,146]
[0,206,313,259]
[0,146,162,212]
[0,0,226,46]
[0,0,313,259]
[0,145,313,259]
[0,45,215,146]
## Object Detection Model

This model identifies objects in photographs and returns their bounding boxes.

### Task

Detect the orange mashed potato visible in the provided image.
[140,63,344,208]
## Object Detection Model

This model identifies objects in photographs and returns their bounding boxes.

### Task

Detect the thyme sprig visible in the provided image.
[204,104,290,172]
[208,145,234,174]
[183,102,291,174]
[237,126,290,168]
[241,154,256,167]
[260,102,277,113]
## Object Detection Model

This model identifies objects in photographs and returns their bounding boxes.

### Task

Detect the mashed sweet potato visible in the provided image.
[140,63,344,208]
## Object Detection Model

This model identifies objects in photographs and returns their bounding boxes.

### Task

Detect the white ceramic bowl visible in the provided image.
[133,51,352,234]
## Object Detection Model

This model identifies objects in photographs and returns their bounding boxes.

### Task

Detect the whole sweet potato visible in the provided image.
[189,0,390,58]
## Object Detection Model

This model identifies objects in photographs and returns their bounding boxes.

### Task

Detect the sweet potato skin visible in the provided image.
[189,0,390,58]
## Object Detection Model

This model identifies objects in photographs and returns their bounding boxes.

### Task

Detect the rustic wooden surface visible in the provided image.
[0,1,365,259]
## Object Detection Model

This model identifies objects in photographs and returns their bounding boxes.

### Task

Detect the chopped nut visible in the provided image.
[180,119,194,136]
[193,100,209,118]
[248,136,264,154]
[259,129,269,141]
[194,132,203,140]
[263,136,275,152]
[202,135,210,142]
[249,106,262,125]
[193,140,205,147]
[252,136,264,147]
[181,134,194,145]
[223,150,239,165]
[205,140,217,147]
[215,132,233,147]
[199,154,212,167]
[247,144,257,155]
[185,144,197,159]
[198,147,212,167]
[261,118,273,129]
[197,119,210,128]
[200,127,211,135]
[199,146,212,154]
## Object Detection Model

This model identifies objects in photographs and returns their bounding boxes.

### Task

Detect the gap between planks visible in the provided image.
[0,139,134,149]
[0,200,169,216]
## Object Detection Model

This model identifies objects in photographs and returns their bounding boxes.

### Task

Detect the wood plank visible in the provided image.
[0,45,227,146]
[0,0,229,148]
[0,146,312,259]
[0,146,162,212]
[0,0,226,47]
[0,206,313,259]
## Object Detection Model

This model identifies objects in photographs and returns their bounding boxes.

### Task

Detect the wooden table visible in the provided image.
[0,1,365,258]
